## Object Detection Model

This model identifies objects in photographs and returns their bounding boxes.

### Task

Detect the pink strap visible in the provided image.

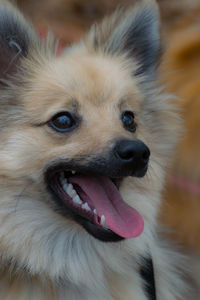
[168,175,200,196]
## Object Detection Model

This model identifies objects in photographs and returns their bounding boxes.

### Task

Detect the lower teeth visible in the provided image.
[82,202,91,211]
[73,195,82,205]
[60,175,109,229]
[100,215,106,226]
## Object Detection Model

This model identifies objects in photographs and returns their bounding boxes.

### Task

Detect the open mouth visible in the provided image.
[46,169,144,242]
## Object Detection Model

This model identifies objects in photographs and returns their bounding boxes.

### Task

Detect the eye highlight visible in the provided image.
[49,111,78,133]
[122,111,136,132]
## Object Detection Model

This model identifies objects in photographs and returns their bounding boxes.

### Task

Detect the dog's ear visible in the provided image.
[0,1,38,84]
[89,0,161,78]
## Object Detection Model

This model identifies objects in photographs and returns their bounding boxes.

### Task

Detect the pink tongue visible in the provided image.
[69,176,144,239]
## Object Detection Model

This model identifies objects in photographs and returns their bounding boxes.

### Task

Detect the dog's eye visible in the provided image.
[122,111,136,132]
[49,112,77,133]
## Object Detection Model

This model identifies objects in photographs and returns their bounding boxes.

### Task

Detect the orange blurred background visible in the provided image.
[14,0,200,253]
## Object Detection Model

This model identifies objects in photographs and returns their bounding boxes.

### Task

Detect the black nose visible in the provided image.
[115,140,150,163]
[114,139,150,177]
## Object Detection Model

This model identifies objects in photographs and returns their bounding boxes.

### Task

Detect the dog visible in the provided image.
[0,0,196,299]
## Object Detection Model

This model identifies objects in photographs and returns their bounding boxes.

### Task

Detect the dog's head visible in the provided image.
[0,0,177,282]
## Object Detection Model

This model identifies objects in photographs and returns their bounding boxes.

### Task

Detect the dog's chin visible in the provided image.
[45,165,147,243]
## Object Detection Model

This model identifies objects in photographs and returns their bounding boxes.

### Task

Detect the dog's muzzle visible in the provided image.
[45,139,150,242]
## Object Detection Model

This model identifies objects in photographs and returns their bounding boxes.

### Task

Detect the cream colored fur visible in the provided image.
[0,0,197,299]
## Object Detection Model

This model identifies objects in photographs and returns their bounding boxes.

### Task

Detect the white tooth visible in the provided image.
[63,183,68,192]
[72,170,76,175]
[100,215,109,229]
[73,195,82,205]
[71,189,77,197]
[100,215,106,226]
[66,184,73,197]
[82,202,91,211]
[60,172,67,184]
[62,183,68,194]
[93,209,97,215]
[61,179,67,186]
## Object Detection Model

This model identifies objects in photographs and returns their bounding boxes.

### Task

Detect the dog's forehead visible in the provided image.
[22,52,142,121]
[56,53,135,95]
[32,53,139,104]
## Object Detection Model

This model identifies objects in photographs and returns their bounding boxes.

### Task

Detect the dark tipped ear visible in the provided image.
[0,1,37,83]
[90,0,161,78]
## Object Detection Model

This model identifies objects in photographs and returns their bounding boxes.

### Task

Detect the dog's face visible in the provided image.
[19,53,151,242]
[0,0,177,283]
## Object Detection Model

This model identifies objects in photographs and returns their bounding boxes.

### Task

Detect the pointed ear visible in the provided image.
[0,2,38,84]
[89,0,161,78]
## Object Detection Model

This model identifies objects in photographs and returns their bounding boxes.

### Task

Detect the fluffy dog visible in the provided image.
[0,0,196,299]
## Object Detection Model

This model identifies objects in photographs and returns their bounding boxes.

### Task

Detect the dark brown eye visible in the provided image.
[49,112,77,133]
[122,111,136,132]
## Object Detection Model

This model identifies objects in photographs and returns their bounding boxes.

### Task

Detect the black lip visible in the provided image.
[44,140,149,180]
[77,217,124,242]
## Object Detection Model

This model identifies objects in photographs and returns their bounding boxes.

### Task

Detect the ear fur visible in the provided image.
[88,0,161,77]
[0,1,38,83]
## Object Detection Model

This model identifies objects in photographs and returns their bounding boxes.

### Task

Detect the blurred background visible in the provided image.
[14,0,200,254]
